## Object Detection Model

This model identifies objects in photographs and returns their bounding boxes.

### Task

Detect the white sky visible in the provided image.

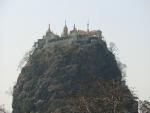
[0,0,150,111]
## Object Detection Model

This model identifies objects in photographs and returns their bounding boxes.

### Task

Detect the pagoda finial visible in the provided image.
[65,20,67,26]
[62,20,68,37]
[87,21,89,32]
[48,24,51,32]
[73,24,76,31]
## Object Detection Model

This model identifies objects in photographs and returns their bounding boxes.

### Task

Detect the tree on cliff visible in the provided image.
[74,79,137,113]
[0,105,8,113]
[139,100,150,113]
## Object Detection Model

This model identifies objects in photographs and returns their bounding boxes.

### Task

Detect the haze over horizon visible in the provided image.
[0,0,150,111]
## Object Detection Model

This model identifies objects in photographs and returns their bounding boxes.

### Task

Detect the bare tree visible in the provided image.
[78,96,91,113]
[96,79,136,113]
[139,100,150,113]
[18,46,36,70]
[5,87,13,96]
[109,42,118,55]
[0,105,9,113]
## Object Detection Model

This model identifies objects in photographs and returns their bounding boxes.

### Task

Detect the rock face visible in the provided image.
[12,40,138,113]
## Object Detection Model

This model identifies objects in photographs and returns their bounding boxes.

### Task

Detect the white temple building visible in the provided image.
[35,22,104,48]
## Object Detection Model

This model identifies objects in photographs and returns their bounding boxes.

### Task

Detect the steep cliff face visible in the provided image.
[12,41,138,113]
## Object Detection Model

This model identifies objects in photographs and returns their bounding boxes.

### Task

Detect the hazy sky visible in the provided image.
[0,0,150,111]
